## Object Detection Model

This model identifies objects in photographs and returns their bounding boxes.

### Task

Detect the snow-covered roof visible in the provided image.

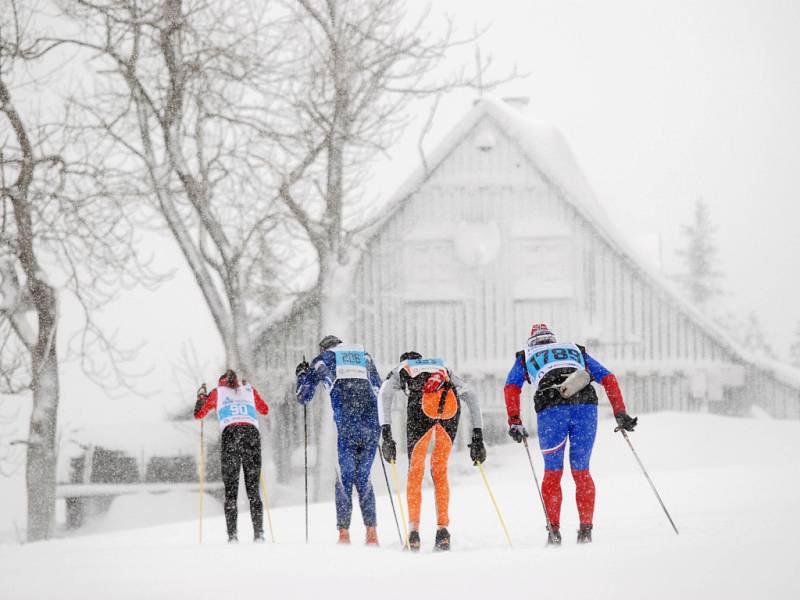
[361,97,616,240]
[60,420,216,463]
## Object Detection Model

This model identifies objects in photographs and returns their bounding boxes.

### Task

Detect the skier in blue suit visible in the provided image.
[295,335,382,545]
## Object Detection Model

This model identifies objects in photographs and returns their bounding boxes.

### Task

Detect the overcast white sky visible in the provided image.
[24,0,800,429]
[450,0,800,336]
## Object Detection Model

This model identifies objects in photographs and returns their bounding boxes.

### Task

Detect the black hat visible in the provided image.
[399,351,422,362]
[319,335,343,352]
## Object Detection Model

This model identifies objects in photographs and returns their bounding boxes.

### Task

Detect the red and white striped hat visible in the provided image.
[528,323,556,346]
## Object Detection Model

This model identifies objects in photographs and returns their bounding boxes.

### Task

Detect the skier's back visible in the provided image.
[194,369,269,543]
[504,324,638,545]
[378,351,486,551]
[295,335,382,545]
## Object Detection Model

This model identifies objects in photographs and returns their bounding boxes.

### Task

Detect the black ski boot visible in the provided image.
[408,530,421,552]
[254,532,265,543]
[434,527,450,552]
[577,524,593,544]
[546,525,561,546]
[228,534,239,544]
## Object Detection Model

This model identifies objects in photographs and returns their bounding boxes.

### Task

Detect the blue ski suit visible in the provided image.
[296,344,382,530]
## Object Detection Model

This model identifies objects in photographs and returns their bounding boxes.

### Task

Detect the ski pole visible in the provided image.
[388,460,410,550]
[378,447,404,546]
[259,471,275,543]
[522,437,555,535]
[199,419,204,544]
[304,403,309,544]
[475,462,512,547]
[617,428,679,535]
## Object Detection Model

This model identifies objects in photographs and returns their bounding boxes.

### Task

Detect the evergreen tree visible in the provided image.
[676,198,723,310]
[789,322,800,367]
[741,312,776,359]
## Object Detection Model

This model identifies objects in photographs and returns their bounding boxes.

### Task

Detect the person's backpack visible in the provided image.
[420,369,458,420]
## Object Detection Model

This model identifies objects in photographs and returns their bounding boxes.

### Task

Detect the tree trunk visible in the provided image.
[311,252,361,500]
[1,73,61,543]
[25,289,59,542]
[228,283,255,379]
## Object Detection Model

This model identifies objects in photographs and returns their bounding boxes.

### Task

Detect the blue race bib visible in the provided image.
[523,342,585,385]
[333,345,368,380]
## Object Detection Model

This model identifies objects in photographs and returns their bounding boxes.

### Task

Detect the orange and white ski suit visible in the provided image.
[378,359,482,529]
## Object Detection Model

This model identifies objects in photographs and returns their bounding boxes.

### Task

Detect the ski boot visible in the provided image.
[577,524,593,544]
[407,530,421,552]
[434,527,451,552]
[254,532,265,543]
[227,534,239,544]
[546,525,561,546]
[365,526,379,546]
[337,528,351,545]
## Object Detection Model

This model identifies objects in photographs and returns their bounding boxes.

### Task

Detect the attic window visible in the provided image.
[474,125,496,152]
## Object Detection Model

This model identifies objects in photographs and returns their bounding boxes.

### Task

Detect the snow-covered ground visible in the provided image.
[1,412,798,600]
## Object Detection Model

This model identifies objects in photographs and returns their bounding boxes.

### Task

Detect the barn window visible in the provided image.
[512,238,573,299]
[402,240,466,301]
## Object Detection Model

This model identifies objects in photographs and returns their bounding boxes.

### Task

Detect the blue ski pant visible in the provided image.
[537,404,597,471]
[335,425,379,529]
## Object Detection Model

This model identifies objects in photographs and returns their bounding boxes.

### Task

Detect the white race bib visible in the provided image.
[216,384,259,431]
[401,358,446,378]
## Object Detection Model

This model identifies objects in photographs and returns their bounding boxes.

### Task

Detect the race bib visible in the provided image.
[402,358,445,378]
[400,358,457,420]
[524,342,585,386]
[216,384,259,431]
[333,344,368,380]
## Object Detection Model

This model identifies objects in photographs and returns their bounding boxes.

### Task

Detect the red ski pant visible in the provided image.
[541,468,596,527]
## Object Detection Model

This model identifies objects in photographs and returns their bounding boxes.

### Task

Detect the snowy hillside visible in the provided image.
[1,412,798,600]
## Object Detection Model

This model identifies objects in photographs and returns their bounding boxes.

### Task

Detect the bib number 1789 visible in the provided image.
[529,347,582,370]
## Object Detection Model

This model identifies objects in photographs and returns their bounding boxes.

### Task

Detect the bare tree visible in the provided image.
[1,0,152,540]
[60,0,312,380]
[266,0,517,493]
[0,7,64,539]
[274,0,516,340]
[61,0,515,499]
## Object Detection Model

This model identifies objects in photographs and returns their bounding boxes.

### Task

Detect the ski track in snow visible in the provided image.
[1,412,798,600]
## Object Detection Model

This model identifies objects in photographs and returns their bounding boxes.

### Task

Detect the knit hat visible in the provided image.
[319,335,342,352]
[527,323,556,346]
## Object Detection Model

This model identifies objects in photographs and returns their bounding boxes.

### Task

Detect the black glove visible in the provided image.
[381,424,396,463]
[295,359,310,377]
[614,411,638,432]
[194,383,208,416]
[507,416,529,443]
[469,428,486,464]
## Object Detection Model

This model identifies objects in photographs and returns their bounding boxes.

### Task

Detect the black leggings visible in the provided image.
[221,424,263,537]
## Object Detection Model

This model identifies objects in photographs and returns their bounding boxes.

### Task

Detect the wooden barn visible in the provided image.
[256,97,800,461]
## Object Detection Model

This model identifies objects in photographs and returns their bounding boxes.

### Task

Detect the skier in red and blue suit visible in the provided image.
[504,324,638,545]
[295,335,382,545]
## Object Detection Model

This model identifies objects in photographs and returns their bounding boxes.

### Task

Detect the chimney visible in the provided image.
[502,96,529,111]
